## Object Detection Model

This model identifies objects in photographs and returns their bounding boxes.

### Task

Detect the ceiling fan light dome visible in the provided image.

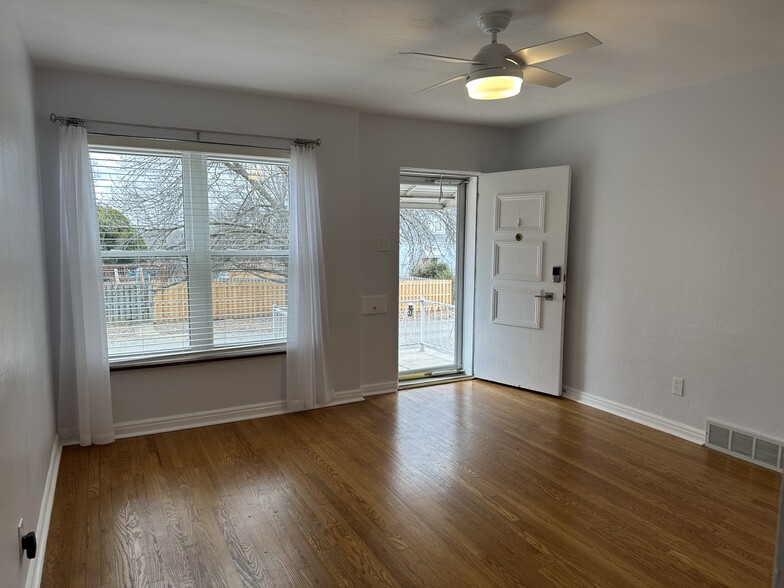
[466,69,523,100]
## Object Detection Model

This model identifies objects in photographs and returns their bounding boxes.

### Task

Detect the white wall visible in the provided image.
[513,63,784,440]
[358,113,514,386]
[34,69,516,424]
[0,11,57,587]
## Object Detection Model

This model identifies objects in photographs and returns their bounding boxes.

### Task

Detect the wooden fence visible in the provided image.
[151,279,287,323]
[398,279,453,313]
[105,278,452,323]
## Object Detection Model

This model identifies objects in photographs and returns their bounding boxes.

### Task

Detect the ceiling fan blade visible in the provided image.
[508,32,601,66]
[400,52,484,65]
[415,74,468,94]
[521,65,571,88]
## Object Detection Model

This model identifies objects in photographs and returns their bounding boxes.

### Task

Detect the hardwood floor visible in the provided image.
[43,380,780,587]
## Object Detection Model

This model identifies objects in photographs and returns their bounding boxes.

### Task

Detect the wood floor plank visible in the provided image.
[43,381,781,587]
[295,404,504,587]
[253,415,402,587]
[197,426,303,586]
[43,446,83,585]
[157,429,242,586]
[139,436,197,587]
[84,446,102,587]
[413,386,762,583]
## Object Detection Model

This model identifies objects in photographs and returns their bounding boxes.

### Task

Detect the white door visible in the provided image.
[474,166,571,396]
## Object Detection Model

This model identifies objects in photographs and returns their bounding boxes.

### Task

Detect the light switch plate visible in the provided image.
[376,237,391,252]
[361,295,387,314]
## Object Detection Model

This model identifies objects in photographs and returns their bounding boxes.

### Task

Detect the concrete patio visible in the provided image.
[398,347,454,373]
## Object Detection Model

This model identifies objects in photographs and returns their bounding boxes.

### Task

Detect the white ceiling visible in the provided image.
[9,0,784,126]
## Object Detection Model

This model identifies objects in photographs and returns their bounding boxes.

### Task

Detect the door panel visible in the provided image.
[492,288,541,329]
[493,241,542,281]
[495,192,545,231]
[474,166,570,396]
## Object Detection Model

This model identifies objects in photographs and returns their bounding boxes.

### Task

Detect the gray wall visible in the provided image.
[36,68,361,425]
[358,113,514,387]
[34,63,784,442]
[513,63,784,440]
[34,69,515,425]
[0,11,57,587]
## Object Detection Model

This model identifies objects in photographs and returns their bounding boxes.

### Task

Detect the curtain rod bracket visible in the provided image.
[294,138,322,147]
[50,112,85,127]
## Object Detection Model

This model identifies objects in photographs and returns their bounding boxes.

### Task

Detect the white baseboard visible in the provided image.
[114,385,373,439]
[562,386,704,445]
[26,435,62,588]
[329,388,365,406]
[360,380,398,397]
[114,400,287,439]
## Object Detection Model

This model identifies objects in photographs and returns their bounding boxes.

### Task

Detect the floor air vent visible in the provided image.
[706,420,783,472]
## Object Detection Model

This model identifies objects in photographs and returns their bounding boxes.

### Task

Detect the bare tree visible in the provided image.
[95,150,457,282]
[399,207,457,277]
[92,151,290,284]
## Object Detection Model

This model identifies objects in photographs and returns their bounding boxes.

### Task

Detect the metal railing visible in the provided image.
[272,305,288,340]
[399,297,455,354]
[104,283,154,322]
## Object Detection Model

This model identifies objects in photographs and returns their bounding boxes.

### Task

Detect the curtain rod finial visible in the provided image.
[50,112,85,127]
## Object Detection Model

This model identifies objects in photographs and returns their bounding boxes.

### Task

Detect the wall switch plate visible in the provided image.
[672,377,684,396]
[376,237,391,252]
[361,295,387,314]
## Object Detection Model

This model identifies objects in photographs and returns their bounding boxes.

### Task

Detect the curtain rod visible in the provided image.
[49,113,321,147]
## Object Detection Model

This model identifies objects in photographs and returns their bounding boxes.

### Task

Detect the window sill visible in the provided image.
[109,344,286,371]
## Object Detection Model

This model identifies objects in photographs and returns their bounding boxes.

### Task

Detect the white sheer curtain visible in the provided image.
[286,144,333,410]
[57,125,114,445]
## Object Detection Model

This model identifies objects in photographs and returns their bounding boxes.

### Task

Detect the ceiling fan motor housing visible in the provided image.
[468,42,524,85]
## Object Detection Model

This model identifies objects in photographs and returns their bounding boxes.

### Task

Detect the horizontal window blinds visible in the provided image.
[90,145,290,361]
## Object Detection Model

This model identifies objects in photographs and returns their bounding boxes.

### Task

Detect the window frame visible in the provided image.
[89,135,291,367]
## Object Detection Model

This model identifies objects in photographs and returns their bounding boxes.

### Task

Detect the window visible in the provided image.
[90,140,290,362]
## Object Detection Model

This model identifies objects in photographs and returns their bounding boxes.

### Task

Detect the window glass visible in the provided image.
[90,145,290,362]
[207,156,289,251]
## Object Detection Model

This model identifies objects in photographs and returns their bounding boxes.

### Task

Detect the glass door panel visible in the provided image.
[398,175,464,379]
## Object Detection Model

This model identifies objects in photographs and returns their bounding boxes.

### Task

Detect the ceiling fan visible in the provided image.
[400,11,601,100]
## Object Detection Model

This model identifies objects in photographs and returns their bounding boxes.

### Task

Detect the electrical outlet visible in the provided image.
[17,518,24,560]
[672,377,684,397]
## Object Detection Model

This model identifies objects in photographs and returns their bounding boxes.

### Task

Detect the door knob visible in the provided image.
[535,292,554,301]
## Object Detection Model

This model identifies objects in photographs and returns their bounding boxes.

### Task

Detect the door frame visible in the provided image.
[398,167,478,380]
